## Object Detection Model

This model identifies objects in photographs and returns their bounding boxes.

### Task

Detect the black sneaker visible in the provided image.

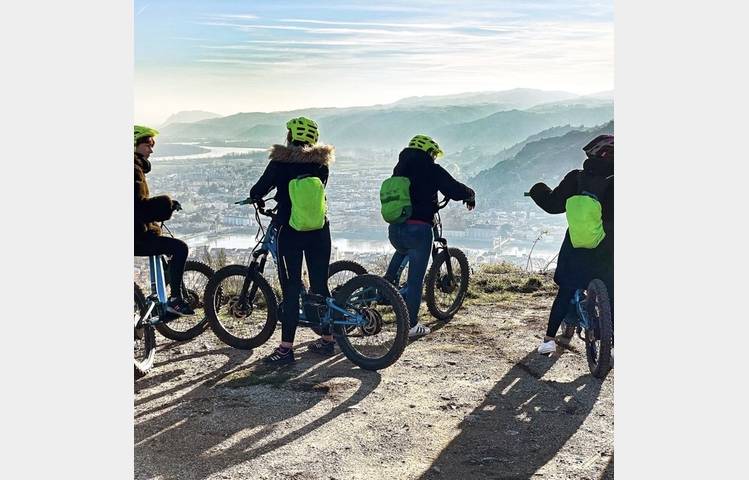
[308,338,335,356]
[263,347,295,365]
[166,297,195,316]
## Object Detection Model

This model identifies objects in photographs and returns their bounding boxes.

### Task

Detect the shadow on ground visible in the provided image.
[419,350,605,479]
[135,343,381,480]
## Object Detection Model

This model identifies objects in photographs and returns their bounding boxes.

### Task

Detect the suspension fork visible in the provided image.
[239,254,266,306]
[433,237,454,279]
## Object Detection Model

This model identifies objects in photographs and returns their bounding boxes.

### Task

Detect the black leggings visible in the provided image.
[276,223,332,344]
[135,235,189,299]
[546,281,614,338]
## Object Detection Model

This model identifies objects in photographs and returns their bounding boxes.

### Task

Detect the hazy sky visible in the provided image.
[135,0,613,125]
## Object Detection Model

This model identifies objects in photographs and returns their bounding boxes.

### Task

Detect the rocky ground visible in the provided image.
[135,268,613,480]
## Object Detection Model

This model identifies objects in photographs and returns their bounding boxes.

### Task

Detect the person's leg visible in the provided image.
[164,238,189,298]
[276,226,304,348]
[304,224,337,354]
[384,224,407,284]
[402,224,433,328]
[135,235,193,315]
[546,286,576,339]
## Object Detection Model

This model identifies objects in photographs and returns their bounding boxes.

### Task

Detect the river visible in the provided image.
[152,144,267,161]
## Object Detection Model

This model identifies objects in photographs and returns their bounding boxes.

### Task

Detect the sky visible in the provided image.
[135,0,613,126]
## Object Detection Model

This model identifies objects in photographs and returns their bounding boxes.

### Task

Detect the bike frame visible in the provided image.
[134,255,170,329]
[235,199,368,330]
[571,289,592,331]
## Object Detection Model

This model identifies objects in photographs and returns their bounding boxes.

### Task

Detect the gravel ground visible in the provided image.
[135,294,613,480]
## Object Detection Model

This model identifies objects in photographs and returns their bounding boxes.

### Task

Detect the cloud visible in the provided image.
[137,1,613,118]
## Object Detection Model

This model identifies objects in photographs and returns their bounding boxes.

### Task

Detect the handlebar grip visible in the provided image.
[523,192,531,197]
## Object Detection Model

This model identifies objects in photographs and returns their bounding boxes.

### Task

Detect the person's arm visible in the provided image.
[528,170,578,214]
[435,165,475,202]
[134,168,173,222]
[249,162,278,201]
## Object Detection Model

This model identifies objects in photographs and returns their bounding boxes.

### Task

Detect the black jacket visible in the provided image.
[393,148,475,224]
[134,154,173,242]
[529,156,614,289]
[250,143,334,227]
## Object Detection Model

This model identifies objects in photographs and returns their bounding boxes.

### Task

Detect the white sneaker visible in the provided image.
[408,323,431,338]
[537,339,557,354]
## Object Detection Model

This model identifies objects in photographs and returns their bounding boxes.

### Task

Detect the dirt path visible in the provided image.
[135,295,613,480]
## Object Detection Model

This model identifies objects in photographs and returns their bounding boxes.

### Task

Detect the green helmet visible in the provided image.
[134,125,159,146]
[408,134,444,158]
[286,117,319,145]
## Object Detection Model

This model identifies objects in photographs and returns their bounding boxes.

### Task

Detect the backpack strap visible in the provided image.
[578,171,610,201]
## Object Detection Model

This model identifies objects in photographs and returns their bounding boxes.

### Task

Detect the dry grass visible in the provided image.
[466,263,557,305]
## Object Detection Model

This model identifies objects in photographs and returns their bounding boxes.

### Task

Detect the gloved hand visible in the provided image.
[465,197,476,211]
[254,198,266,209]
[171,200,182,212]
[528,183,550,202]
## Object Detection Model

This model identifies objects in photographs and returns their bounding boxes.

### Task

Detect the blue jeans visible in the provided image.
[384,223,433,327]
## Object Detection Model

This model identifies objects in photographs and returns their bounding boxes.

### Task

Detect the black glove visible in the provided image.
[171,200,182,212]
[254,198,266,209]
[528,183,549,201]
[464,196,476,210]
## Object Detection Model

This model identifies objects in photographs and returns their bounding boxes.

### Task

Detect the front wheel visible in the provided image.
[204,264,278,350]
[134,283,156,379]
[333,274,409,371]
[156,260,214,342]
[584,279,613,378]
[424,248,470,321]
[328,260,368,294]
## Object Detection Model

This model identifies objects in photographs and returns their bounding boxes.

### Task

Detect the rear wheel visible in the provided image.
[584,279,613,378]
[156,260,214,342]
[204,264,278,349]
[333,274,409,371]
[424,248,470,321]
[134,283,156,379]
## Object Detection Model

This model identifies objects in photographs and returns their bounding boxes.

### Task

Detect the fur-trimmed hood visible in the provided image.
[268,143,335,166]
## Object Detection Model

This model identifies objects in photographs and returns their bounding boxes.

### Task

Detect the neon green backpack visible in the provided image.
[565,174,611,249]
[289,175,327,231]
[380,176,412,224]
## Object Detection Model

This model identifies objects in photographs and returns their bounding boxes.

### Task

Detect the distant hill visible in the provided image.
[160,100,612,154]
[160,110,221,128]
[321,104,507,150]
[528,91,614,110]
[470,121,614,209]
[451,124,587,176]
[434,104,613,151]
[391,88,578,109]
